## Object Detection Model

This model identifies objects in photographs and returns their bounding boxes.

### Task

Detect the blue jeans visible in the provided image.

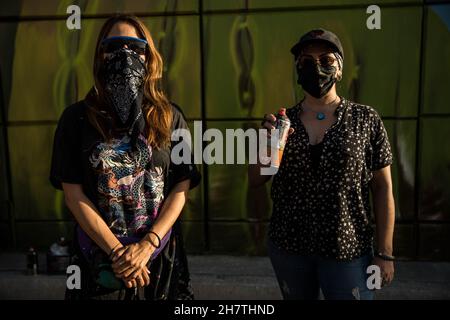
[268,239,375,300]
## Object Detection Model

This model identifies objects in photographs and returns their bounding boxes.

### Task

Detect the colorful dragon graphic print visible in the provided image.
[89,134,164,237]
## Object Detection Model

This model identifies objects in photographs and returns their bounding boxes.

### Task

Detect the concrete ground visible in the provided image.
[0,253,449,300]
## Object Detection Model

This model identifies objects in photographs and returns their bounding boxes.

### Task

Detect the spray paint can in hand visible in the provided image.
[268,108,291,169]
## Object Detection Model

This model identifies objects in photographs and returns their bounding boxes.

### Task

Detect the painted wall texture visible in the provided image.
[0,0,449,260]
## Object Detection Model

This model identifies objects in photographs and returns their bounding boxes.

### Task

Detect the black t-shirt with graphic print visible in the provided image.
[269,98,393,261]
[50,100,200,238]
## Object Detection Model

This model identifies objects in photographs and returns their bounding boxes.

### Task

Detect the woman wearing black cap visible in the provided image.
[249,29,395,300]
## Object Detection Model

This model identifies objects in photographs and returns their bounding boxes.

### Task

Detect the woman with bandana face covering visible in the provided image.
[50,15,200,300]
[249,29,396,300]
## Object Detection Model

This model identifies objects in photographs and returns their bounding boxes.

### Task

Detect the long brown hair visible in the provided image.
[86,15,172,149]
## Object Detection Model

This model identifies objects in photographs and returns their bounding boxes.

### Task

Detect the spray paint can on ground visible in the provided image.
[26,247,38,275]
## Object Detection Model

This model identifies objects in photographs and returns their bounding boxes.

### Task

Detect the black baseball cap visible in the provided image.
[291,28,344,60]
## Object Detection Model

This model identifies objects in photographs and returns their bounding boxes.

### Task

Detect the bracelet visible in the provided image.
[375,252,395,261]
[147,231,161,249]
[109,243,121,259]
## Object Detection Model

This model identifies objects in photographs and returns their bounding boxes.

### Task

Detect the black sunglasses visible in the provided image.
[101,36,148,55]
[299,54,337,68]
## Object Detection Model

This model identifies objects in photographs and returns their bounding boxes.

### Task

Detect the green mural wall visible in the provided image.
[0,0,449,260]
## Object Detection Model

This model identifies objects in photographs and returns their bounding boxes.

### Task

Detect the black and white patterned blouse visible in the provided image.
[269,97,393,261]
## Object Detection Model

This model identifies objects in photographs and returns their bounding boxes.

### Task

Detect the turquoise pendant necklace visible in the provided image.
[316,112,326,120]
[300,96,339,121]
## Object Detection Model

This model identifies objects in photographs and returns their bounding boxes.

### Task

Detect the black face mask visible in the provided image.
[100,48,147,147]
[296,62,337,99]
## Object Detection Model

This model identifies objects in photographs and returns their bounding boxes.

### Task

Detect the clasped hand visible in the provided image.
[111,240,154,288]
